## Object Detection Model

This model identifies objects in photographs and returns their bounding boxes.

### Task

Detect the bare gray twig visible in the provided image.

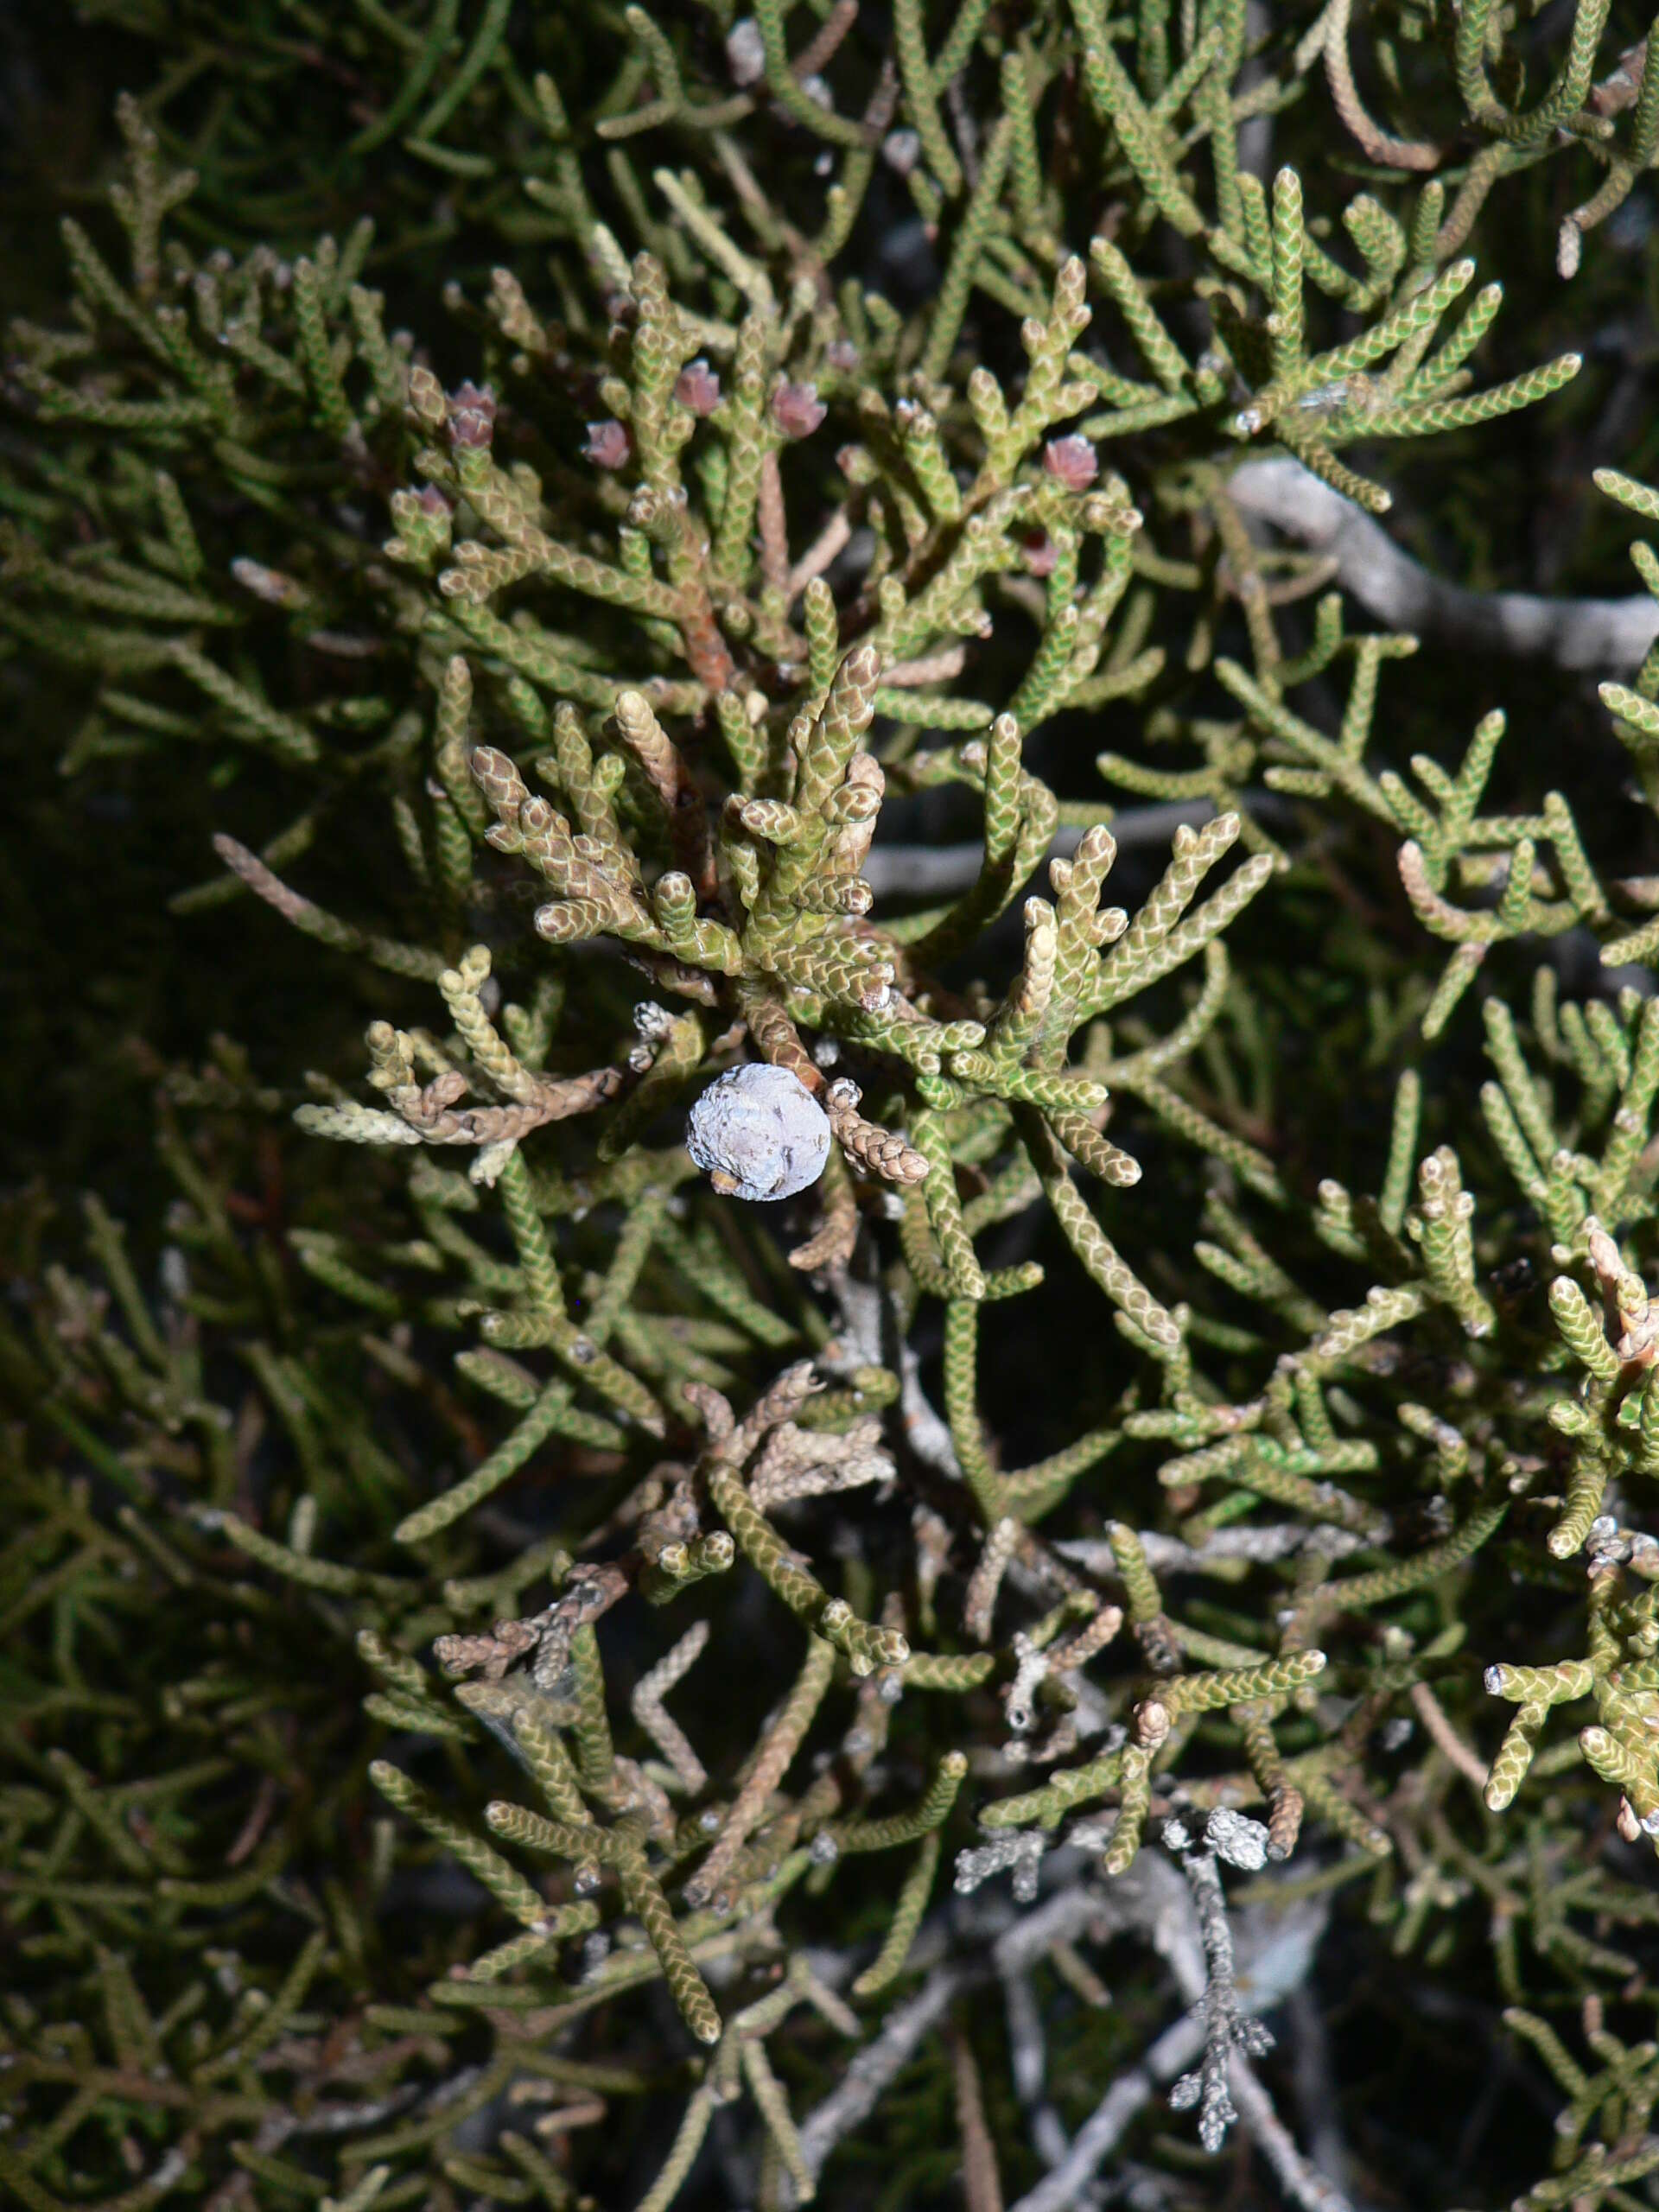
[792,1884,1107,2190]
[1230,457,1659,670]
[861,803,1265,900]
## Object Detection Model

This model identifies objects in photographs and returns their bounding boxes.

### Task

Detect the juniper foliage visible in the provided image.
[7,2,1659,2208]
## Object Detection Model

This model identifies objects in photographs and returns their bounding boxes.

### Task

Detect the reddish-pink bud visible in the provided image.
[674,359,721,416]
[583,418,632,470]
[772,382,826,439]
[416,486,454,519]
[445,381,496,450]
[1042,434,1098,490]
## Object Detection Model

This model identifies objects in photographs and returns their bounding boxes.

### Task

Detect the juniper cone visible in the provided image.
[9,4,1659,2209]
